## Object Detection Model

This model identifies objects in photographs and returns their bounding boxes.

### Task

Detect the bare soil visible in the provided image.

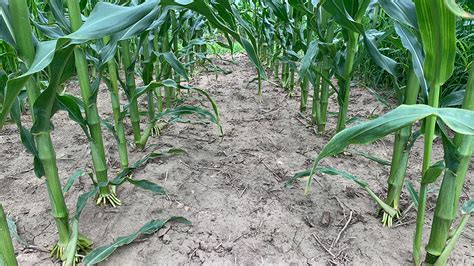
[0,55,472,265]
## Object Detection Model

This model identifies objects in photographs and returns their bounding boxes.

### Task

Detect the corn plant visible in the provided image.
[295,1,474,264]
[424,61,474,265]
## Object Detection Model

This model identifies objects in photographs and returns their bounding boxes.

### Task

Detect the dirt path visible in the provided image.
[1,55,472,265]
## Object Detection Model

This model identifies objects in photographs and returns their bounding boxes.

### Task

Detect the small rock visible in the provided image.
[162,234,171,244]
[320,211,332,227]
[222,242,233,251]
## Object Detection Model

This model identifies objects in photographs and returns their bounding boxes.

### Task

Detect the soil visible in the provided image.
[0,55,472,265]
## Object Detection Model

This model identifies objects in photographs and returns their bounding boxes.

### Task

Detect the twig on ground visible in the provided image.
[331,211,353,249]
[312,233,336,258]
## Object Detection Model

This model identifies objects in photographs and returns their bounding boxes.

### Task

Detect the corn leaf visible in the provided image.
[290,166,397,217]
[83,217,191,265]
[305,104,474,193]
[394,23,429,101]
[62,170,85,194]
[415,0,457,86]
[66,1,158,41]
[378,0,418,29]
[461,199,474,215]
[443,0,474,19]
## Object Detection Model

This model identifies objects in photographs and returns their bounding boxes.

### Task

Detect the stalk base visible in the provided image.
[50,235,93,263]
[96,189,121,207]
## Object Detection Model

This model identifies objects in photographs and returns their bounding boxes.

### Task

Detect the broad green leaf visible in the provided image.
[56,94,90,139]
[305,104,474,193]
[0,1,16,48]
[289,166,397,217]
[156,105,219,126]
[83,217,191,265]
[441,90,465,107]
[415,0,457,86]
[0,40,60,128]
[394,23,429,101]
[363,31,397,77]
[378,0,418,29]
[299,40,319,81]
[162,52,189,81]
[31,45,75,134]
[66,1,158,41]
[322,0,364,34]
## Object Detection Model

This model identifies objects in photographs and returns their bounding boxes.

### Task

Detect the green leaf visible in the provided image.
[162,52,189,81]
[363,31,397,77]
[299,40,319,81]
[461,199,474,215]
[350,149,391,166]
[405,181,419,209]
[83,217,191,265]
[56,94,90,138]
[322,0,364,34]
[31,45,75,134]
[443,0,474,19]
[66,1,158,41]
[127,178,166,194]
[394,23,429,101]
[305,104,474,194]
[378,0,418,29]
[0,40,59,128]
[289,166,397,217]
[63,170,85,194]
[441,90,465,107]
[421,161,445,185]
[415,0,457,86]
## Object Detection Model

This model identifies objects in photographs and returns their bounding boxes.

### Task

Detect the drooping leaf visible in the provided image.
[305,104,474,193]
[83,217,191,265]
[394,23,429,101]
[378,0,418,29]
[289,166,397,217]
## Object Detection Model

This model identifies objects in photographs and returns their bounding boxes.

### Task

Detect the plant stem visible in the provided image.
[120,40,142,144]
[425,65,474,264]
[383,70,420,225]
[311,70,322,125]
[67,0,111,197]
[336,32,359,132]
[413,83,441,265]
[0,204,18,266]
[318,13,335,133]
[37,133,71,247]
[10,0,72,254]
[105,38,129,170]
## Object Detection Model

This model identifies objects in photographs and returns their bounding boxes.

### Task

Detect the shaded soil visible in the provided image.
[0,55,472,265]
